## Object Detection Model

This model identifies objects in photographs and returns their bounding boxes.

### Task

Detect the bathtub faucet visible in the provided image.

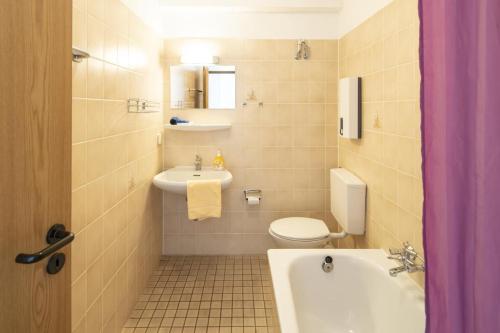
[322,256,334,273]
[387,242,425,277]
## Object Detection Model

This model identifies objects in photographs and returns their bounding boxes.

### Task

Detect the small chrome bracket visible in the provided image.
[127,98,161,113]
[242,101,264,107]
[244,189,262,201]
[72,48,90,63]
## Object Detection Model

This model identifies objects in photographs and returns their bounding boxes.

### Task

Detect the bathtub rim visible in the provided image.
[267,248,425,333]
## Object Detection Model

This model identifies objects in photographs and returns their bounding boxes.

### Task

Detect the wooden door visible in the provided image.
[0,1,72,332]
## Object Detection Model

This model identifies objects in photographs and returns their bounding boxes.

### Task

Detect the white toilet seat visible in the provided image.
[269,217,330,242]
[269,229,329,242]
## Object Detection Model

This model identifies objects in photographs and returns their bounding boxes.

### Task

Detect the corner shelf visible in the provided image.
[164,123,232,132]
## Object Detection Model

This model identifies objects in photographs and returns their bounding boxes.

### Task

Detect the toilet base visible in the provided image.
[270,235,330,249]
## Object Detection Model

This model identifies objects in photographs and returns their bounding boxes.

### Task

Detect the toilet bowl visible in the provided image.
[269,217,331,249]
[269,168,367,249]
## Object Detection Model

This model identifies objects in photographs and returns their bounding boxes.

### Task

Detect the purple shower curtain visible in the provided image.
[420,1,500,332]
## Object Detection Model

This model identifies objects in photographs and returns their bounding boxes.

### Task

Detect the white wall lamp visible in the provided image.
[180,54,220,65]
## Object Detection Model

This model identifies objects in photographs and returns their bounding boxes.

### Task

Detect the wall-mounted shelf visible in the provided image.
[164,123,231,132]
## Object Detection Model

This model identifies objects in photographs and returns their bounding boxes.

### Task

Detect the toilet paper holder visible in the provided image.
[244,189,262,201]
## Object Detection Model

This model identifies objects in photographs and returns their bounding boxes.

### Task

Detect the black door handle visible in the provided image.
[15,224,74,264]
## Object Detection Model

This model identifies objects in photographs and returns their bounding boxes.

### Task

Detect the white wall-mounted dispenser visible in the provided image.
[338,77,362,139]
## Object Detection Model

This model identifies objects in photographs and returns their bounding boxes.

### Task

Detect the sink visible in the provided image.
[153,166,233,195]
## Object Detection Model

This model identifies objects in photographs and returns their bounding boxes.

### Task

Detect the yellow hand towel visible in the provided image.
[187,179,222,221]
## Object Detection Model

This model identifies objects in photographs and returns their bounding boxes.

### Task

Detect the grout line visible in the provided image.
[72,124,163,146]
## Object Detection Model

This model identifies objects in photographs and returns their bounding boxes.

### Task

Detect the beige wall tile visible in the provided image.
[162,38,339,255]
[86,297,102,333]
[87,0,106,22]
[102,279,117,327]
[72,274,87,330]
[104,28,118,65]
[383,34,398,68]
[86,100,103,140]
[87,58,104,99]
[72,7,87,50]
[102,241,118,286]
[72,99,87,143]
[72,60,87,99]
[86,257,103,307]
[339,0,423,286]
[87,15,105,60]
[72,2,163,331]
[72,143,87,190]
[86,139,105,181]
[86,217,103,266]
[71,228,87,283]
[103,63,118,99]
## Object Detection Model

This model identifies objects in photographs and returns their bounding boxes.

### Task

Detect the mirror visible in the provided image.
[170,65,236,109]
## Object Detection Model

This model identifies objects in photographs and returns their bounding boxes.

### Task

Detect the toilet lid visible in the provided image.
[269,217,330,241]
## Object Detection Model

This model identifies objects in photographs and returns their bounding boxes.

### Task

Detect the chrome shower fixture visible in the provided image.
[295,40,310,60]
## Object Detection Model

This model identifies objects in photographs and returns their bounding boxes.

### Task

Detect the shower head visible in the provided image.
[302,41,310,59]
[295,40,303,60]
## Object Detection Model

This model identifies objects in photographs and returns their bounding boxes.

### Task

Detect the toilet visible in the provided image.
[269,168,366,248]
[269,217,331,248]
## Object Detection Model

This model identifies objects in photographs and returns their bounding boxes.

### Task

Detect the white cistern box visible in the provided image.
[338,77,362,139]
[330,168,366,235]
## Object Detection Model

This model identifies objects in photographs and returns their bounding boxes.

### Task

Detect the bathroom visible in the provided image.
[0,0,498,332]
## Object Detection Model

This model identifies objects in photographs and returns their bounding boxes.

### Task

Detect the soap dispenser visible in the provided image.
[212,150,225,170]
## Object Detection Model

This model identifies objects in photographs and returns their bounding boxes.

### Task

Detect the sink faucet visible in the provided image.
[194,154,202,171]
[387,242,425,277]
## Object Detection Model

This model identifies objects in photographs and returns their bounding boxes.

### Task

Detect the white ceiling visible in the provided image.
[156,0,343,13]
[121,0,393,39]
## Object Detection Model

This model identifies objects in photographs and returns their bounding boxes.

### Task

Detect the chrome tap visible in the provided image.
[388,242,425,277]
[194,154,202,171]
[322,256,334,273]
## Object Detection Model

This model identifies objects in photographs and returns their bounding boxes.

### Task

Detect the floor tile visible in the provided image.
[124,256,278,333]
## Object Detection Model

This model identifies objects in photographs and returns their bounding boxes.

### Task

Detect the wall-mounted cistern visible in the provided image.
[387,242,425,277]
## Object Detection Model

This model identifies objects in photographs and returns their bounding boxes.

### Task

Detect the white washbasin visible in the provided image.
[268,249,425,333]
[153,166,233,195]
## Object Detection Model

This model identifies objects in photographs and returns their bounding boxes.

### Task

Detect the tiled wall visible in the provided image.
[71,0,164,332]
[338,0,424,285]
[162,39,339,255]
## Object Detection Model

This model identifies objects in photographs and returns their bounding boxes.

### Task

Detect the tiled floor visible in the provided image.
[122,255,280,333]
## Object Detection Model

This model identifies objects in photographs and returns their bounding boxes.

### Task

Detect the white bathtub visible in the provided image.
[268,249,425,333]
